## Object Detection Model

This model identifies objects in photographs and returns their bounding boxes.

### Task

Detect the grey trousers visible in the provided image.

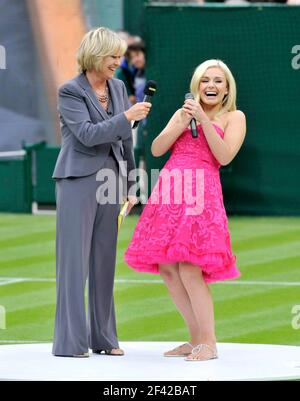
[52,155,122,356]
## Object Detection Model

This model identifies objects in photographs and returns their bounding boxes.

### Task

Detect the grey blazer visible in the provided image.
[52,73,136,192]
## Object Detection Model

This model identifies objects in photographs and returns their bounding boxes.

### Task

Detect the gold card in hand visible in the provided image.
[118,201,129,232]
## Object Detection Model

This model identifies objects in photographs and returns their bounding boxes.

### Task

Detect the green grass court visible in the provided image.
[0,213,300,346]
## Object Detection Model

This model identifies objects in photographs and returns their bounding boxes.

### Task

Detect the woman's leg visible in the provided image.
[52,177,97,356]
[88,155,122,354]
[88,194,120,352]
[159,263,202,353]
[178,262,217,360]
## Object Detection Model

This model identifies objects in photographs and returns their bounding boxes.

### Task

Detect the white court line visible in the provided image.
[220,280,300,287]
[0,278,27,286]
[0,277,300,287]
[0,340,48,344]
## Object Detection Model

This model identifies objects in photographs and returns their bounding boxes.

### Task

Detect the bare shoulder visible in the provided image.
[215,110,245,131]
[227,110,246,124]
[220,110,246,133]
[223,110,246,146]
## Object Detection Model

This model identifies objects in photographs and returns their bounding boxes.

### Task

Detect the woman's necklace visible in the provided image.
[94,84,109,107]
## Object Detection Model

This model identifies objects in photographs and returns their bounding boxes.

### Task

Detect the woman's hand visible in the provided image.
[182,99,207,123]
[124,102,152,122]
[125,195,138,215]
[178,108,193,129]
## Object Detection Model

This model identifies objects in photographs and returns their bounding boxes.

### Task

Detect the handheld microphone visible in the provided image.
[132,80,157,129]
[184,93,198,139]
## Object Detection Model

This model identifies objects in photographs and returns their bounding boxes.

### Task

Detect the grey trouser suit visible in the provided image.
[53,151,121,355]
[52,73,135,356]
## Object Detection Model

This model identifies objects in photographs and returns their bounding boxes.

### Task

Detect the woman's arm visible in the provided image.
[183,98,246,166]
[151,109,190,157]
[59,84,132,147]
[200,110,246,166]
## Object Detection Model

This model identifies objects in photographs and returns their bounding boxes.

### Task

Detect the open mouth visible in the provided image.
[204,91,218,98]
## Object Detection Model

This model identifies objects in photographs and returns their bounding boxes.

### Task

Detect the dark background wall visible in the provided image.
[127,4,300,215]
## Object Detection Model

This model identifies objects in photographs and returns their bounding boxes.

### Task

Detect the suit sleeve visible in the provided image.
[58,84,132,147]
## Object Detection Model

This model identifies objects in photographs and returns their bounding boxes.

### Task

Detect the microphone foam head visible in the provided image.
[144,80,157,96]
[185,93,194,100]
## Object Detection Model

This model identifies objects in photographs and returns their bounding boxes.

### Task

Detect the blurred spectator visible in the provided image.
[115,30,142,105]
[127,41,146,103]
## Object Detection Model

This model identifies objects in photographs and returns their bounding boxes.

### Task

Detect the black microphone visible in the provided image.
[185,93,198,139]
[132,80,157,129]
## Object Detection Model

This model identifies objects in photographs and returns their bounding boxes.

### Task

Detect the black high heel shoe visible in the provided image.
[93,348,124,356]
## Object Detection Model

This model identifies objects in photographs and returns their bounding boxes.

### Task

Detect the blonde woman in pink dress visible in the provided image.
[124,59,246,361]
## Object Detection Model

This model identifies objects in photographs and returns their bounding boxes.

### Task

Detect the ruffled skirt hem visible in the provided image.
[124,242,240,284]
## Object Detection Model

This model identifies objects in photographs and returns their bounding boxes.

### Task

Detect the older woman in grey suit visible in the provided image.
[52,27,151,357]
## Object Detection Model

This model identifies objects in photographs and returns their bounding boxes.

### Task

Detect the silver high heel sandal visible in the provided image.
[185,343,218,361]
[164,343,193,357]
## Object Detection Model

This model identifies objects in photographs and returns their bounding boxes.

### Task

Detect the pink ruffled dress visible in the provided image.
[124,124,240,284]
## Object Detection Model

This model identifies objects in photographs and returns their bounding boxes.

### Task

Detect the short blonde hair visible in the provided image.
[190,59,237,117]
[77,27,127,73]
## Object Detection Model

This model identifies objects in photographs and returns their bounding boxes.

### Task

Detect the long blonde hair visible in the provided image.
[190,59,237,118]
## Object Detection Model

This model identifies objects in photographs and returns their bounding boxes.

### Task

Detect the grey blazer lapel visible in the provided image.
[107,79,120,114]
[76,73,108,120]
